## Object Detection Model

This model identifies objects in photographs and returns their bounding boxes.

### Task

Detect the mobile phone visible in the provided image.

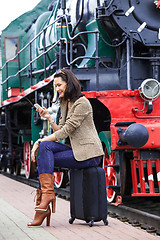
[34,103,43,111]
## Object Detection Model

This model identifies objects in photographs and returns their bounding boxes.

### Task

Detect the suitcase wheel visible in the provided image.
[69,217,75,224]
[89,220,94,227]
[103,219,108,226]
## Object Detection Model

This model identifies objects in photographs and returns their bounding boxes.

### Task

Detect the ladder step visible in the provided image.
[105,165,119,171]
[107,185,120,190]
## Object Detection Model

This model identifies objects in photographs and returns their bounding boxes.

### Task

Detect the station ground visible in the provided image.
[0,173,159,240]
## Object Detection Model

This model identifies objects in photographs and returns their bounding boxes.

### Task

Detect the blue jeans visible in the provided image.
[37,141,101,175]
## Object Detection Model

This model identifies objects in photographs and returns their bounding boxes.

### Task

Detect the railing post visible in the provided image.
[29,42,33,86]
[17,52,21,92]
[96,31,99,91]
[6,62,8,98]
[43,29,47,79]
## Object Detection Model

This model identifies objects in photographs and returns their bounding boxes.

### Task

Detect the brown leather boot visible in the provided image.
[35,174,56,213]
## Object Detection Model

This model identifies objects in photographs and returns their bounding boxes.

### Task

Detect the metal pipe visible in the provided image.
[59,18,63,69]
[70,40,73,71]
[126,39,131,90]
[61,0,66,14]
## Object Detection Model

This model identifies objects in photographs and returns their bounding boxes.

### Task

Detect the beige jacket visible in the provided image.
[55,96,104,161]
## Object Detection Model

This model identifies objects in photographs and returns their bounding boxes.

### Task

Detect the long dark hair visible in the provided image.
[53,68,84,102]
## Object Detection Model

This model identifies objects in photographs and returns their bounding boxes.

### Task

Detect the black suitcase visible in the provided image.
[69,167,108,227]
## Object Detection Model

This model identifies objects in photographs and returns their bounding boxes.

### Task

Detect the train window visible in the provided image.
[4,37,19,62]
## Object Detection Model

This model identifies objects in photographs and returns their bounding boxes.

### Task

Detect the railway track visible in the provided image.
[1,171,160,236]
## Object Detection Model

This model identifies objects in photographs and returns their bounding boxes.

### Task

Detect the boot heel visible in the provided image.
[51,199,56,213]
[46,213,51,226]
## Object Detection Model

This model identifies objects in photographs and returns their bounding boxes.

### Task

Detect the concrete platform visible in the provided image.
[0,174,158,240]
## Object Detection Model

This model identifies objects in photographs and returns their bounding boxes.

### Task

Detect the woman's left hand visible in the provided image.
[37,107,51,120]
[31,140,41,162]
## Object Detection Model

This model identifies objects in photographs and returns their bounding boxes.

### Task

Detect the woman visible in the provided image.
[28,68,104,227]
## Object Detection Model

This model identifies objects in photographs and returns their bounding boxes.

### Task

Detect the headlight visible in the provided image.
[139,78,160,101]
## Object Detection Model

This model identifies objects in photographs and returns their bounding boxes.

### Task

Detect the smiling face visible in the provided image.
[54,76,67,98]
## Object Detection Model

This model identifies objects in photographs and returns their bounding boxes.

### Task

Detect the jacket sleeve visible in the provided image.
[55,99,92,141]
[58,115,63,129]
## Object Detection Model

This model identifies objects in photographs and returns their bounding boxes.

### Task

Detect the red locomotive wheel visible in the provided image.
[24,142,35,179]
[53,170,69,188]
[53,172,64,188]
[103,150,117,203]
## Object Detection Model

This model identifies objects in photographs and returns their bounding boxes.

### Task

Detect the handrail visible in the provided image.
[1,12,100,93]
[1,16,62,70]
[2,40,61,85]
